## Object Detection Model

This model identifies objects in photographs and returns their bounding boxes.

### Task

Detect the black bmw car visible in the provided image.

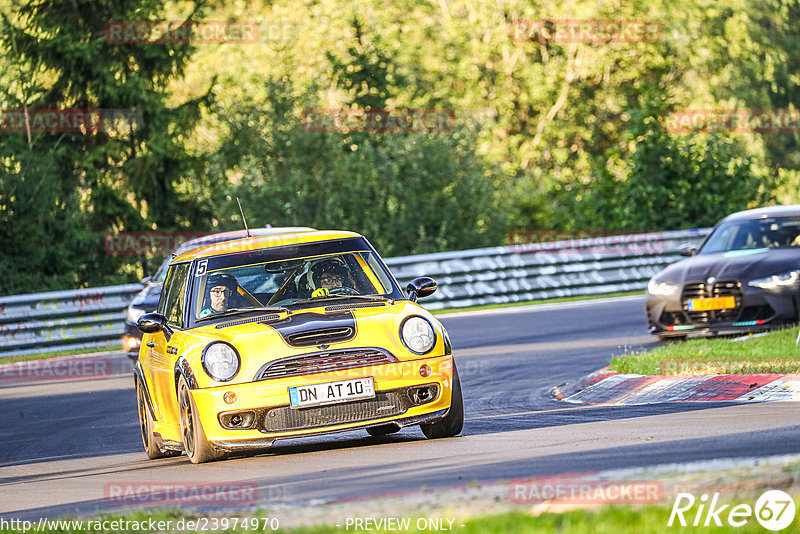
[646,205,800,340]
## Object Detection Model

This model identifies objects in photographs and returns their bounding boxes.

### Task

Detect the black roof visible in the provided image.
[721,204,800,222]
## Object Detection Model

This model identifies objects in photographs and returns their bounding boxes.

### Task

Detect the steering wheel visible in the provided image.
[329,287,359,295]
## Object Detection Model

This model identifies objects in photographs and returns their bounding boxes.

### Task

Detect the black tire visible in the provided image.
[421,361,464,439]
[178,376,223,464]
[366,424,400,437]
[136,379,180,459]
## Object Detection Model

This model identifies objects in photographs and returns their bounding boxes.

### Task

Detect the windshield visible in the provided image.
[699,216,800,254]
[188,238,402,323]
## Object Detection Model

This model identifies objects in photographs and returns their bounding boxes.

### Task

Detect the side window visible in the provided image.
[165,263,190,327]
[157,265,178,315]
[364,253,392,294]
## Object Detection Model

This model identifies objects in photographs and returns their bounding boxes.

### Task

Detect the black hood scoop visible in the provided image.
[261,310,356,347]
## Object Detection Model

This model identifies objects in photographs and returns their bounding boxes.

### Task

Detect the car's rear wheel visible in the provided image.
[136,379,180,459]
[366,424,400,437]
[178,376,223,464]
[420,361,463,439]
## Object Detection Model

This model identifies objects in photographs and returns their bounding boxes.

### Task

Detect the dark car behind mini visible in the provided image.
[645,205,800,340]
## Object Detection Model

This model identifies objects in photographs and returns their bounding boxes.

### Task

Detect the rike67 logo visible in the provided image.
[669,490,796,531]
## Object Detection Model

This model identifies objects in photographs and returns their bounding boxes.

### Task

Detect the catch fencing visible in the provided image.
[0,228,710,357]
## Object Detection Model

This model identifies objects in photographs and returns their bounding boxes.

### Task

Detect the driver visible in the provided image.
[310,258,350,292]
[199,272,238,318]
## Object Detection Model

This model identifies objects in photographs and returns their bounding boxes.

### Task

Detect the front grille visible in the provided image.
[680,280,742,324]
[261,390,412,432]
[682,282,709,323]
[256,348,397,380]
[285,327,354,347]
[711,280,742,322]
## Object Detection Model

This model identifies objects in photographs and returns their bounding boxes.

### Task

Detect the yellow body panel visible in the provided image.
[138,231,455,452]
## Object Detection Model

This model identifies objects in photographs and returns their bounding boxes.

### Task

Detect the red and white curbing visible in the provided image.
[556,368,800,405]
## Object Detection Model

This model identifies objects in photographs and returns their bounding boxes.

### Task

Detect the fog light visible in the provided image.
[123,336,140,351]
[419,364,432,377]
[223,391,237,404]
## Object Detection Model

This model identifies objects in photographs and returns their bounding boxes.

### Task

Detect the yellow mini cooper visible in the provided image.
[134,230,462,463]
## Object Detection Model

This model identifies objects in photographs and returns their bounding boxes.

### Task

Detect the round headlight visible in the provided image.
[201,342,240,382]
[400,316,436,354]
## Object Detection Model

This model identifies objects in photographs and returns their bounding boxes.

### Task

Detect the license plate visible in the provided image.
[687,296,736,311]
[289,377,375,408]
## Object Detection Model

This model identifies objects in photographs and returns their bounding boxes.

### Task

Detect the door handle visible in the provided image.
[146,342,156,347]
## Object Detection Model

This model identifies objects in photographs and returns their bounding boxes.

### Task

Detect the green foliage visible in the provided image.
[560,105,773,231]
[0,0,217,294]
[0,0,797,294]
[210,79,507,256]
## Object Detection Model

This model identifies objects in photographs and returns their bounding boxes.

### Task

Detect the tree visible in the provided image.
[0,0,215,294]
[210,78,507,256]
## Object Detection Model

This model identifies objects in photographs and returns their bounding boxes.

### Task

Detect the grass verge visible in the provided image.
[0,344,123,364]
[3,504,791,534]
[610,327,800,375]
[432,291,642,316]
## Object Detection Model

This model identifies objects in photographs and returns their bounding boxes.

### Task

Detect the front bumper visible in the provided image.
[188,354,454,449]
[646,281,800,337]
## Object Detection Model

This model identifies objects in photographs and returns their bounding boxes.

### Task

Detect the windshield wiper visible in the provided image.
[290,294,392,307]
[196,306,288,323]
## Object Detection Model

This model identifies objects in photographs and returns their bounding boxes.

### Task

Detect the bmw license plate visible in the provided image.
[289,377,375,408]
[687,296,736,312]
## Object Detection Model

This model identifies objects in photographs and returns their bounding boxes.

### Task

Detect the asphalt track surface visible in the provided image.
[2,295,799,520]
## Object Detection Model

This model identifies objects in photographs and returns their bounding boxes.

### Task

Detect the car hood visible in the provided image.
[656,248,800,284]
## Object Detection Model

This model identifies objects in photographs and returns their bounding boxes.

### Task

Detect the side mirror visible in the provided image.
[678,244,697,257]
[137,312,168,334]
[141,276,153,285]
[406,277,437,302]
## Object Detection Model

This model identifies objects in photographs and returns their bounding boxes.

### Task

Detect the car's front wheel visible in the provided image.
[420,361,464,439]
[178,376,224,464]
[136,379,181,459]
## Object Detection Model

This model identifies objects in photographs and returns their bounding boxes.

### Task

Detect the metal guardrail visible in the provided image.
[0,284,143,357]
[385,228,711,310]
[0,228,710,358]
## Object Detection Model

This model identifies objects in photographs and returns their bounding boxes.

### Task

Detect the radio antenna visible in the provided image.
[237,197,251,237]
